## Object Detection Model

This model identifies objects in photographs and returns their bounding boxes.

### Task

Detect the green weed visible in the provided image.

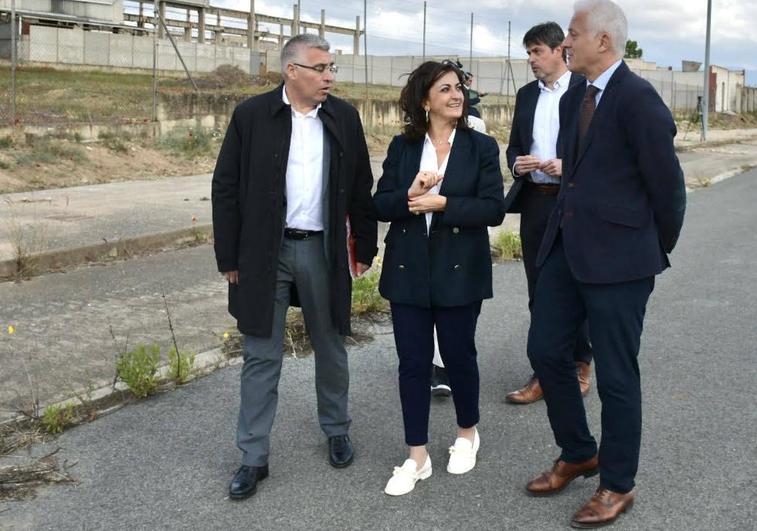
[40,403,75,434]
[351,265,388,315]
[167,346,195,384]
[116,343,160,398]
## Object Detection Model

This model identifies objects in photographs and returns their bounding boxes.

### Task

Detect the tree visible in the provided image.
[625,40,643,59]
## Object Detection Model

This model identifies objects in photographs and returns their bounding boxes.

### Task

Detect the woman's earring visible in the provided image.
[424,109,429,123]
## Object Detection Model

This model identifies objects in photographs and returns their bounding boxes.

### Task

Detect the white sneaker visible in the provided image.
[447,429,480,474]
[384,456,432,496]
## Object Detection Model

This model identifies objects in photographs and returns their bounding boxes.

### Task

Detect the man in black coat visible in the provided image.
[524,1,686,527]
[503,22,592,405]
[212,34,377,500]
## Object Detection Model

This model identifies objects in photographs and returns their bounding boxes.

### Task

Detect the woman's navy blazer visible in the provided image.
[373,128,506,308]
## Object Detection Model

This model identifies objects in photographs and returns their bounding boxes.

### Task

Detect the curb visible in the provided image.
[685,164,756,193]
[0,345,239,426]
[0,224,213,280]
[1,163,753,281]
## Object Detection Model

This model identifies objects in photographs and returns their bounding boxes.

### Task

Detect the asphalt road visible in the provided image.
[1,170,756,530]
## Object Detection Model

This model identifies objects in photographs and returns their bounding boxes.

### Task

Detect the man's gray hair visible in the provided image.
[280,34,331,75]
[574,0,628,58]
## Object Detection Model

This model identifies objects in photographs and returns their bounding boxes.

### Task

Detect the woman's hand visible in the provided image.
[408,194,447,214]
[408,171,443,199]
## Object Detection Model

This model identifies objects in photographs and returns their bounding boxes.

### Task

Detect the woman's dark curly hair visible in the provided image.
[400,60,469,142]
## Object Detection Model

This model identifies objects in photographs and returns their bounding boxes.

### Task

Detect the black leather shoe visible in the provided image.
[228,464,269,500]
[328,435,354,468]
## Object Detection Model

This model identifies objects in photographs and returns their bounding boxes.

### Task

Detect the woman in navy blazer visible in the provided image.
[373,61,506,496]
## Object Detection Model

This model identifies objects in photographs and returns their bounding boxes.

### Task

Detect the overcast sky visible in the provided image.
[220,0,757,84]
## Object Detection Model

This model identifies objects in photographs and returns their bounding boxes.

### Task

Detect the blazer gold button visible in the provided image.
[402,228,407,234]
[399,264,405,270]
[453,264,461,270]
[452,227,460,234]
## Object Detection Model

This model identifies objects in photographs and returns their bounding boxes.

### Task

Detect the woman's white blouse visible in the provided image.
[419,129,456,233]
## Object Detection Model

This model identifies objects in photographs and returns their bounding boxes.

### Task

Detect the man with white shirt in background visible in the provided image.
[503,22,593,405]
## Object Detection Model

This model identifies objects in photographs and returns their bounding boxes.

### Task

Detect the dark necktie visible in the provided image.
[578,85,600,149]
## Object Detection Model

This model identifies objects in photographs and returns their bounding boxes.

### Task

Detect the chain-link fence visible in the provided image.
[1,11,753,132]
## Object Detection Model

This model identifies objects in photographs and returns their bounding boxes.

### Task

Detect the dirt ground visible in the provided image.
[2,117,756,195]
[0,132,394,194]
[0,135,220,194]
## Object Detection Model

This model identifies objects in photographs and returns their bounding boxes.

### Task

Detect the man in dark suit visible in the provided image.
[524,1,686,527]
[212,34,377,500]
[504,22,592,405]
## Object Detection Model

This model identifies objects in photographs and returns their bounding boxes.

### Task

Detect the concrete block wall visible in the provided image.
[22,25,254,73]
[0,0,124,22]
[84,31,109,66]
[13,25,752,115]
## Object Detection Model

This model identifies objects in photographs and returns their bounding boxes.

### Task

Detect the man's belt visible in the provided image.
[284,228,323,240]
[525,181,560,196]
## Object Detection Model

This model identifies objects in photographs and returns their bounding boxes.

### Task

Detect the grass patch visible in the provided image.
[0,65,404,126]
[98,131,131,153]
[492,230,523,261]
[0,136,13,149]
[13,138,87,166]
[157,127,221,159]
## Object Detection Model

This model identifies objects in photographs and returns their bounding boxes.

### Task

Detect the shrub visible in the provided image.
[167,346,195,384]
[98,131,130,153]
[158,127,219,159]
[492,230,523,260]
[116,343,160,398]
[41,403,75,434]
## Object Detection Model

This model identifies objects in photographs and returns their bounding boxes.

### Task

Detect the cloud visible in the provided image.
[214,0,757,83]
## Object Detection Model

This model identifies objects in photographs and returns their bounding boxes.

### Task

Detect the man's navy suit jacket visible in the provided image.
[503,73,584,213]
[536,61,687,284]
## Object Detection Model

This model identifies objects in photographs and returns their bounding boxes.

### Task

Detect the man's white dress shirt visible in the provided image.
[588,59,623,106]
[283,87,325,231]
[528,69,572,184]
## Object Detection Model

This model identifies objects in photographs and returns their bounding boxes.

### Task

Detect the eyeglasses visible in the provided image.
[292,62,339,75]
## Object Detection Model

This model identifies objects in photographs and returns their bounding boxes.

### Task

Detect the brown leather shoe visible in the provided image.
[571,488,634,528]
[526,455,599,496]
[577,362,592,397]
[505,375,543,404]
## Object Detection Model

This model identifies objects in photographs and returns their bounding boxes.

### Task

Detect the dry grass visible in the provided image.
[0,65,402,126]
[0,448,76,501]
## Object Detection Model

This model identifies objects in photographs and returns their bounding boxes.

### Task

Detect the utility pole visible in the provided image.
[506,20,511,101]
[701,0,712,141]
[422,1,426,61]
[152,3,158,122]
[468,13,473,68]
[10,0,16,124]
[363,0,368,103]
[249,0,256,76]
